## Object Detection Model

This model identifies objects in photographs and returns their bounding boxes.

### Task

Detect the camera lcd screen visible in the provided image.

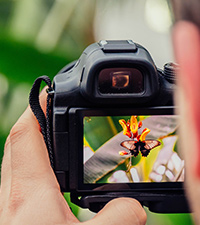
[83,114,184,185]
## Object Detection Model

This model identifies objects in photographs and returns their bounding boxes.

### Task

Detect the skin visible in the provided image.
[0,89,147,225]
[173,21,200,224]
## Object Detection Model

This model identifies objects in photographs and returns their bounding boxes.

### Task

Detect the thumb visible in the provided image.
[87,198,147,225]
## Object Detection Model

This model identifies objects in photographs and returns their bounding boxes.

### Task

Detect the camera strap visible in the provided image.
[29,76,54,168]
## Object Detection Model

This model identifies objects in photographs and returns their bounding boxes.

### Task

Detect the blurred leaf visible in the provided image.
[84,116,117,151]
[96,161,128,183]
[139,144,162,181]
[141,135,178,182]
[146,209,194,225]
[110,115,130,133]
[141,115,178,139]
[64,193,79,217]
[0,37,72,83]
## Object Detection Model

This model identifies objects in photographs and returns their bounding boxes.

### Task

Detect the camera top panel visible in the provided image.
[53,40,174,107]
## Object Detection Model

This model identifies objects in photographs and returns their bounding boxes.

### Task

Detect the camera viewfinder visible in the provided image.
[112,72,130,89]
[98,68,144,94]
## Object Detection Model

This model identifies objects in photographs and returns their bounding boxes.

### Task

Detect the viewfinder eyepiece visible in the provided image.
[98,67,144,94]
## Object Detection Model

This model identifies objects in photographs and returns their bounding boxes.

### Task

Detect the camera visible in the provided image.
[49,40,189,213]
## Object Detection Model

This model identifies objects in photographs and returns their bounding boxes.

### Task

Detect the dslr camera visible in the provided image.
[49,40,189,213]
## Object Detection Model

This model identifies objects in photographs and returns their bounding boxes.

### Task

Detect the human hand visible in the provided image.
[0,89,147,225]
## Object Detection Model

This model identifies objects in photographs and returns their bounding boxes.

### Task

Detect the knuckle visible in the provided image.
[0,186,25,221]
[0,200,3,216]
[3,136,11,164]
[125,199,147,224]
[4,136,11,150]
[8,183,25,213]
[9,120,31,144]
[111,198,147,225]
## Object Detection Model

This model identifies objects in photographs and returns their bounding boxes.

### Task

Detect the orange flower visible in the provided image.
[119,116,150,141]
[119,119,132,138]
[130,116,138,138]
[119,151,129,156]
[139,128,150,141]
[119,116,159,159]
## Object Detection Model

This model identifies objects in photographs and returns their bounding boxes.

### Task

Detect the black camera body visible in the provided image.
[51,40,189,213]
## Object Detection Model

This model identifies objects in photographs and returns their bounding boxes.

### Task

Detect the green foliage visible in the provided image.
[0,0,96,219]
[64,193,79,216]
[146,210,195,225]
[0,36,72,83]
[84,116,118,151]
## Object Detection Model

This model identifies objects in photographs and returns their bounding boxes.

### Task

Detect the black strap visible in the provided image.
[29,76,54,168]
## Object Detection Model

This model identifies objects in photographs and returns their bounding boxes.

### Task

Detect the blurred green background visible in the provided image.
[0,0,194,224]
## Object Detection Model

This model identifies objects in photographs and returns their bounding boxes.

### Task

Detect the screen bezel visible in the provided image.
[69,106,183,192]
